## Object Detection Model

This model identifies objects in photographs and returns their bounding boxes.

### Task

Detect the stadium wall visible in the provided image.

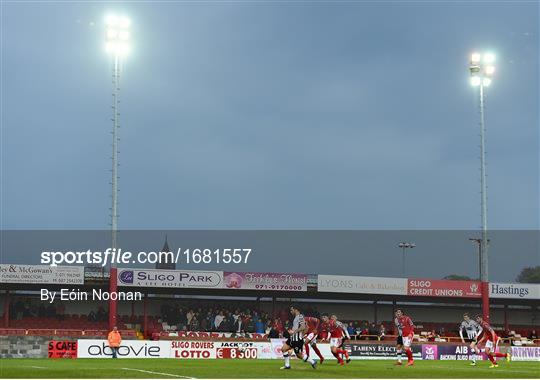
[0,335,49,358]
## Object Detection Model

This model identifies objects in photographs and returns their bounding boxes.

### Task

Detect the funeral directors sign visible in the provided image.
[0,264,84,285]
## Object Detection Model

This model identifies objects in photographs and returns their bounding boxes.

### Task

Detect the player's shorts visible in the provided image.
[305,332,318,343]
[396,335,403,345]
[402,335,413,347]
[330,338,342,347]
[464,337,478,344]
[485,338,499,350]
[285,333,304,354]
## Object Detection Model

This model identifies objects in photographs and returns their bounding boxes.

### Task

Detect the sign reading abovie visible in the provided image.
[0,264,84,285]
[224,272,307,291]
[318,275,407,295]
[117,269,223,288]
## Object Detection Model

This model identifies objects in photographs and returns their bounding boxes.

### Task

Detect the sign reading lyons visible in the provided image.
[318,275,407,295]
[490,283,540,299]
[0,264,84,285]
[117,268,223,289]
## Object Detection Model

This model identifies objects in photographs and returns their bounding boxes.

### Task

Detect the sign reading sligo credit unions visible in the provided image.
[407,279,481,298]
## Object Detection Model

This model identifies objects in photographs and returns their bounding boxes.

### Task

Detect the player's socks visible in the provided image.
[283,353,290,368]
[396,350,403,363]
[304,343,310,356]
[312,345,324,362]
[332,351,343,364]
[337,348,347,357]
[493,352,506,358]
[487,353,496,365]
[405,348,413,362]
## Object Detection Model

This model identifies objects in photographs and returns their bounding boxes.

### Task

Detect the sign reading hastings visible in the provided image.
[407,279,481,298]
[490,283,540,300]
[224,272,307,292]
[317,275,407,295]
[0,264,84,285]
[117,269,223,289]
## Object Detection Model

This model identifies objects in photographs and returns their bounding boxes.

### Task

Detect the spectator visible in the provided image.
[368,323,378,339]
[214,311,224,330]
[88,310,97,322]
[347,322,356,338]
[234,315,243,333]
[97,306,107,322]
[379,324,386,341]
[427,330,437,342]
[268,326,280,339]
[529,330,537,340]
[255,318,265,334]
[189,314,199,331]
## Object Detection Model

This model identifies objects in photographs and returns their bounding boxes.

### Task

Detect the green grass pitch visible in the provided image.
[0,359,538,378]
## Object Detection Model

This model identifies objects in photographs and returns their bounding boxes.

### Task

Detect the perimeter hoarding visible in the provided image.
[317,275,407,295]
[224,272,307,292]
[511,346,540,361]
[0,264,84,285]
[421,344,484,361]
[490,283,540,299]
[407,278,481,298]
[117,268,223,289]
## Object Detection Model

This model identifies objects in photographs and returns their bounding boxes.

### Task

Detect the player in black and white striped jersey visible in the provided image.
[280,305,317,370]
[459,313,482,366]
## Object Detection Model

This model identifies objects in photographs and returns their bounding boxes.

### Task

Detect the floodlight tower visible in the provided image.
[105,14,130,331]
[397,242,416,276]
[469,52,495,321]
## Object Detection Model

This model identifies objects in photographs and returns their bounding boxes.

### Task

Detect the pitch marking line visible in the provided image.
[122,367,196,379]
[28,365,47,369]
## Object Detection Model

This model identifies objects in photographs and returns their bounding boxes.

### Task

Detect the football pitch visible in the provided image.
[0,359,538,379]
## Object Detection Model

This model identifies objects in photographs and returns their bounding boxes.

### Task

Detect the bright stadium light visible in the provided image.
[470,76,481,87]
[105,14,130,57]
[483,52,495,64]
[104,14,132,331]
[468,50,496,322]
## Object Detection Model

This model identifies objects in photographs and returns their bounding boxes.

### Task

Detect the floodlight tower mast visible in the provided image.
[105,14,130,331]
[469,52,495,321]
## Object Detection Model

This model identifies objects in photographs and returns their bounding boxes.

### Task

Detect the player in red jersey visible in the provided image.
[475,315,511,368]
[303,316,325,364]
[394,309,415,366]
[321,314,350,365]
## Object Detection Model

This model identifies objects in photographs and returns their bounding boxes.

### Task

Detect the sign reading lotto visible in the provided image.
[0,264,84,285]
[224,272,307,292]
[117,269,223,289]
[490,283,540,300]
[318,275,407,295]
[407,278,481,298]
